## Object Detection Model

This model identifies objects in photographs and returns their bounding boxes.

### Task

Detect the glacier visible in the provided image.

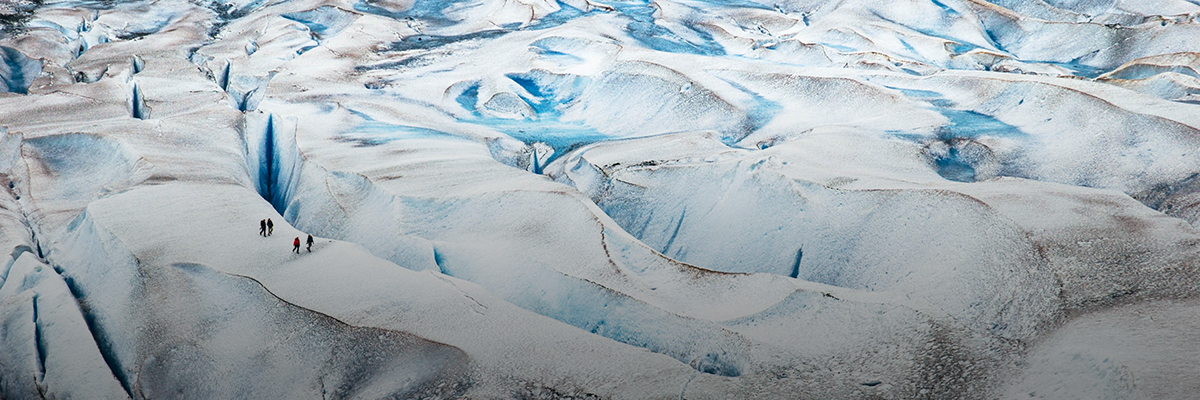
[3,0,1200,398]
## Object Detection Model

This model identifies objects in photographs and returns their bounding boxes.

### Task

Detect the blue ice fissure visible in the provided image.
[606,0,726,56]
[281,6,356,39]
[455,82,480,115]
[131,84,146,119]
[507,74,547,99]
[31,293,46,375]
[338,121,465,146]
[936,109,1025,140]
[528,1,588,30]
[789,247,803,279]
[476,117,610,164]
[357,0,724,55]
[1039,60,1108,79]
[1,46,42,95]
[883,86,942,100]
[351,0,475,26]
[385,29,509,52]
[503,71,587,117]
[262,115,276,205]
[448,72,610,164]
[929,0,960,16]
[689,0,774,10]
[718,78,782,136]
[819,42,857,53]
[541,0,763,37]
[530,47,584,63]
[882,85,1027,140]
[867,9,982,57]
[661,207,687,255]
[55,271,136,399]
[934,147,977,182]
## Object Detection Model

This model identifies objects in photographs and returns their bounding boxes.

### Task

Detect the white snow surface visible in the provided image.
[2,0,1200,398]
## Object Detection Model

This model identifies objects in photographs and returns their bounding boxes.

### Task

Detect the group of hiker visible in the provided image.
[259,218,315,254]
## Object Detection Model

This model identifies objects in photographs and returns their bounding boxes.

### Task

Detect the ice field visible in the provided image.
[3,0,1200,398]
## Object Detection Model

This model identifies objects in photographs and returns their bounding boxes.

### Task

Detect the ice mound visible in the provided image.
[1000,298,1200,399]
[546,130,1063,340]
[0,252,129,400]
[1098,52,1200,102]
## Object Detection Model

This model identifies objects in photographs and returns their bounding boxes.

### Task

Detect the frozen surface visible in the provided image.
[2,0,1200,397]
[1000,298,1200,400]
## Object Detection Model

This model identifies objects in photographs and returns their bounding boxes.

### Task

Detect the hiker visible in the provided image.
[267,218,274,235]
[259,219,266,236]
[306,234,314,252]
[293,237,301,254]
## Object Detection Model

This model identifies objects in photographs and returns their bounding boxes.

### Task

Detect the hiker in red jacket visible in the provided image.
[293,237,300,254]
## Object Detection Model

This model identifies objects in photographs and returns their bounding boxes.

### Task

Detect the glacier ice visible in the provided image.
[0,46,40,94]
[3,0,1200,397]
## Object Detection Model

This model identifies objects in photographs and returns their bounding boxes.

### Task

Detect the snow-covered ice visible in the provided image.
[3,0,1200,397]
